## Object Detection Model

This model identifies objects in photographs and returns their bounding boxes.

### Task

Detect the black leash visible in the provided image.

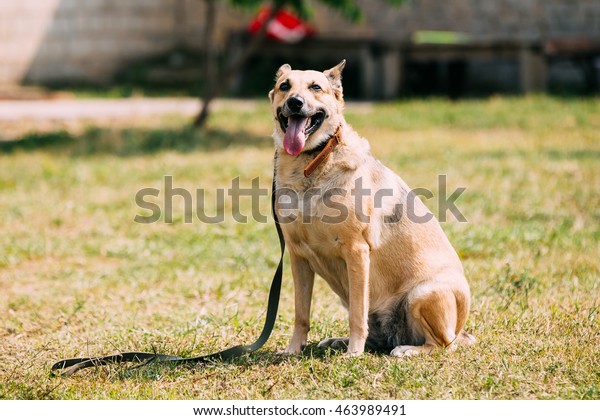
[51,172,285,377]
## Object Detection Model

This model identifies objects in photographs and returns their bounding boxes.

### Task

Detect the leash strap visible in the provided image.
[51,171,285,377]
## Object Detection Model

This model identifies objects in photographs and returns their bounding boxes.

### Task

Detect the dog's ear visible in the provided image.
[275,63,292,80]
[324,59,346,99]
[270,64,291,102]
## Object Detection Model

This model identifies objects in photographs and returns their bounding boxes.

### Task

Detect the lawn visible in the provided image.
[0,96,598,399]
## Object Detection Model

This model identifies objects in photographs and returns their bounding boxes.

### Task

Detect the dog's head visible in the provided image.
[269,60,346,156]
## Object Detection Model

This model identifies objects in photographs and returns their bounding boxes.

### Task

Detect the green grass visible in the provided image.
[0,96,599,399]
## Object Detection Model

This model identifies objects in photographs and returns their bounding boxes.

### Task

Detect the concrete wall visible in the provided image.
[0,0,599,85]
[0,0,248,85]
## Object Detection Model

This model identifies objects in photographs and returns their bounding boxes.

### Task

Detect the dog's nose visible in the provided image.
[286,96,304,112]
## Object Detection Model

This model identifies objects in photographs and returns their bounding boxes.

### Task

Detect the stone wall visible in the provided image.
[357,0,600,41]
[0,0,598,85]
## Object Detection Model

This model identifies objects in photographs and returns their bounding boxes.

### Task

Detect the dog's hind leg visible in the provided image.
[317,337,349,350]
[390,277,473,358]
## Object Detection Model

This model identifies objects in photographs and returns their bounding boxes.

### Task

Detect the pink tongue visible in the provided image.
[284,116,308,156]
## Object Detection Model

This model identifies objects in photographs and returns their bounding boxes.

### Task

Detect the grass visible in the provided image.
[0,95,599,399]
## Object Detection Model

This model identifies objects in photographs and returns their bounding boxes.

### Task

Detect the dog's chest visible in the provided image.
[281,210,343,259]
[282,217,349,297]
[275,154,364,296]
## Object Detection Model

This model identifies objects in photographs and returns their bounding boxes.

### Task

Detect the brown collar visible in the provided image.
[303,127,342,177]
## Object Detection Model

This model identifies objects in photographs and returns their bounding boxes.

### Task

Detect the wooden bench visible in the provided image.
[226,32,600,98]
[544,37,600,92]
[398,39,547,96]
[226,32,391,98]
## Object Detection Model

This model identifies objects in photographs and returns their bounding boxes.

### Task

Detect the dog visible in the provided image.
[269,60,475,357]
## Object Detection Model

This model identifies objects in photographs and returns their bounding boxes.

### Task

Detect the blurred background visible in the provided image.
[1,0,599,103]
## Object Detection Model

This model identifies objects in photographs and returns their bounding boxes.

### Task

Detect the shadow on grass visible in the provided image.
[0,126,272,156]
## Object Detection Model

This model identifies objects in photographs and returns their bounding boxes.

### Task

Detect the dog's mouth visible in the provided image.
[278,110,325,136]
[277,109,326,156]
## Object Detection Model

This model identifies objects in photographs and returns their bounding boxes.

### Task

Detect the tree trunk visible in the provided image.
[196,0,217,127]
[194,1,283,128]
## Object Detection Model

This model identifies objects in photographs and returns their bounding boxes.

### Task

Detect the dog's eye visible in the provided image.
[279,81,291,91]
[310,84,322,91]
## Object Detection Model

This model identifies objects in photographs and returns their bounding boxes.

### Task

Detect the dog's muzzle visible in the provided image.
[277,106,326,156]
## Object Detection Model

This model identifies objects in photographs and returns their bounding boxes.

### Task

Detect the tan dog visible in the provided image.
[270,60,475,357]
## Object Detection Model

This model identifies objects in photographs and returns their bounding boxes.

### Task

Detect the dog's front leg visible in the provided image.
[284,252,315,355]
[344,243,370,356]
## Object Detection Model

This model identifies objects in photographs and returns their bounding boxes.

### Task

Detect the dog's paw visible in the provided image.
[317,337,349,350]
[278,344,305,356]
[342,349,365,358]
[390,345,423,358]
[458,331,477,346]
